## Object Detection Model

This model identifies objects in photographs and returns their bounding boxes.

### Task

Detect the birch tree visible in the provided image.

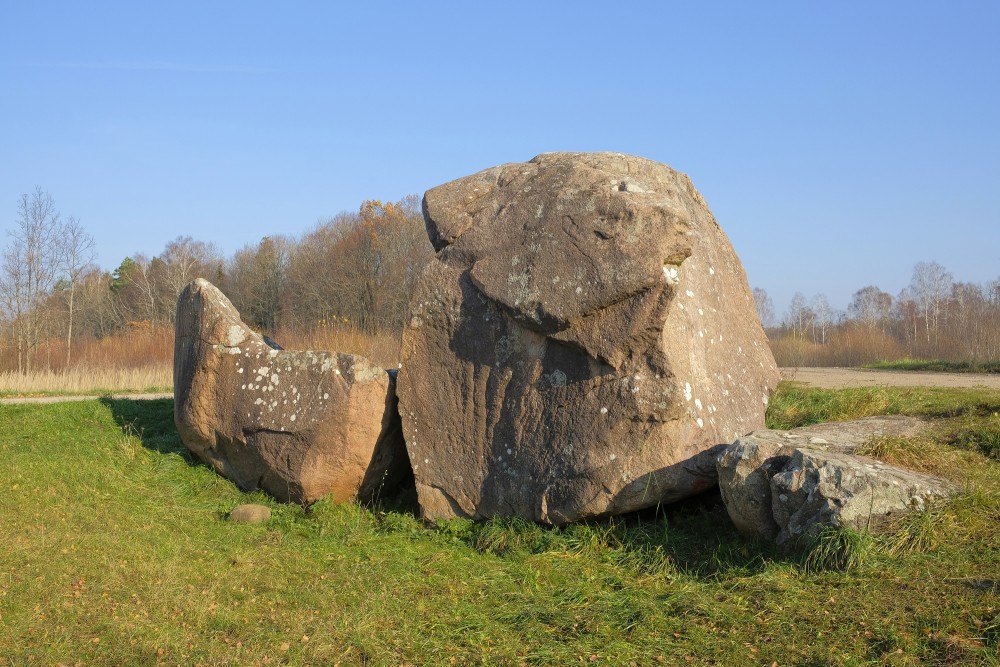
[1,188,65,372]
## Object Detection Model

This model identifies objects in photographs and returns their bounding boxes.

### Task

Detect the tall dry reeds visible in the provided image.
[0,320,403,395]
[0,365,172,396]
[0,323,175,395]
[272,325,402,369]
[769,325,905,368]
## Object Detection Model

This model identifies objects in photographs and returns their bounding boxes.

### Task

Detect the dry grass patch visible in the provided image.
[275,326,401,369]
[0,363,172,396]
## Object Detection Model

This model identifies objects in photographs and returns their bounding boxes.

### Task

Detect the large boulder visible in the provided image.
[717,417,952,547]
[397,152,780,524]
[174,278,409,504]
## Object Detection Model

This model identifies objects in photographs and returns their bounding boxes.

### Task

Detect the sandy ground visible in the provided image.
[0,392,172,405]
[781,367,1000,390]
[2,368,999,404]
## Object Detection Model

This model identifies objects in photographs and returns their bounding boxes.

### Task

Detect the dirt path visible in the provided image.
[3,368,999,402]
[0,392,172,405]
[781,367,1000,390]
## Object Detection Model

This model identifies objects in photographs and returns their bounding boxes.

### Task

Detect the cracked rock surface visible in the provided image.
[174,278,409,504]
[397,152,779,524]
[717,416,954,547]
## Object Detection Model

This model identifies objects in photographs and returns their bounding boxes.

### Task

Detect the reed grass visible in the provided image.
[0,364,172,396]
[274,326,401,369]
[0,322,403,396]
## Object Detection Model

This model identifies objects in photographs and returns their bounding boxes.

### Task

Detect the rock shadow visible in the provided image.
[99,394,419,511]
[100,396,197,461]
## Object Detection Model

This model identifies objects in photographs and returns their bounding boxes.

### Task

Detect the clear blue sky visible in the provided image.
[2,2,997,318]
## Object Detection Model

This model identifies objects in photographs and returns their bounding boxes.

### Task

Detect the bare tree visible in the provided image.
[58,216,96,366]
[159,236,223,320]
[784,292,813,340]
[848,286,893,331]
[909,261,953,344]
[0,188,64,372]
[110,254,168,324]
[811,294,833,344]
[752,287,775,329]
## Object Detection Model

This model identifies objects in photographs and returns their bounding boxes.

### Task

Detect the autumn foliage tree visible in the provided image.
[281,196,432,334]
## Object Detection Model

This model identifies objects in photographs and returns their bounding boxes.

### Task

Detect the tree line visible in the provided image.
[755,262,1000,367]
[4,188,998,374]
[0,189,432,373]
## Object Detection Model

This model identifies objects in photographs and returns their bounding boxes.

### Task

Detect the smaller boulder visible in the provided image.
[174,278,411,505]
[229,504,271,524]
[717,416,952,547]
[770,448,954,547]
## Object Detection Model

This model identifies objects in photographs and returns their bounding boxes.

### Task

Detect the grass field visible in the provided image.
[1,385,998,666]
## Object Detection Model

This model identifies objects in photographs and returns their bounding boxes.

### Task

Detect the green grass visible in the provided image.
[865,358,1000,374]
[1,387,999,665]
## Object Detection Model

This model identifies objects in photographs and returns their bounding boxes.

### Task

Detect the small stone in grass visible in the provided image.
[229,504,271,524]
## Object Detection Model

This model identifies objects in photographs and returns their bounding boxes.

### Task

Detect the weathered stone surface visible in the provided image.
[397,152,779,524]
[771,448,954,547]
[717,438,797,540]
[751,416,931,452]
[717,416,950,546]
[229,503,271,524]
[174,278,409,504]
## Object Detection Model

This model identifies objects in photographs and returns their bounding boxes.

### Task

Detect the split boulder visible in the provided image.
[717,417,953,547]
[174,278,409,504]
[397,152,780,524]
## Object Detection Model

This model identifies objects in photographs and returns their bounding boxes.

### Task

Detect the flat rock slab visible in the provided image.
[718,416,952,546]
[741,415,931,453]
[397,152,779,524]
[174,279,410,505]
[771,448,953,547]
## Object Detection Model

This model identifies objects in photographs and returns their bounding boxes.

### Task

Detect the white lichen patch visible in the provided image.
[696,418,704,429]
[662,266,680,284]
[686,290,695,298]
[226,325,246,347]
[684,382,692,401]
[694,398,703,411]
